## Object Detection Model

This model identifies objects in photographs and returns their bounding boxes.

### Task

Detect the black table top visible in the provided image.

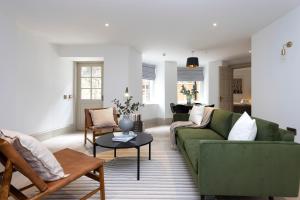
[95,132,153,149]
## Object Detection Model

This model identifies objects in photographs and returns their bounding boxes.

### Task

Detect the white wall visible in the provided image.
[56,45,161,121]
[128,48,142,102]
[205,60,224,108]
[164,61,178,118]
[16,32,74,134]
[56,44,131,107]
[0,11,18,130]
[0,12,74,135]
[154,62,166,118]
[233,68,251,103]
[252,6,300,142]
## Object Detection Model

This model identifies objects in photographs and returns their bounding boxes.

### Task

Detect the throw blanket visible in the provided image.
[170,107,215,149]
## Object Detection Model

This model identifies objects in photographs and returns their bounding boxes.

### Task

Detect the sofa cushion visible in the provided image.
[228,112,257,141]
[176,128,224,150]
[254,117,279,141]
[232,113,242,127]
[210,109,233,138]
[232,113,279,141]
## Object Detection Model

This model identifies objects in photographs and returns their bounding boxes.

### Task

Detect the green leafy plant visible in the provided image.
[112,96,144,116]
[180,84,199,99]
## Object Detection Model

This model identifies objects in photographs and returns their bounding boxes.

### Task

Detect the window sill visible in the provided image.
[143,103,158,106]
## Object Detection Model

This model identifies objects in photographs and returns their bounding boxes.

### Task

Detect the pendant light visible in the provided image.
[124,87,129,98]
[186,50,199,68]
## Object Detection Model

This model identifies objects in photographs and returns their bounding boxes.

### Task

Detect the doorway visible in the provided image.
[76,62,104,130]
[232,66,252,115]
[219,63,251,114]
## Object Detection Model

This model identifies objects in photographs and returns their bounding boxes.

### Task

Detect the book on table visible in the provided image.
[112,132,137,142]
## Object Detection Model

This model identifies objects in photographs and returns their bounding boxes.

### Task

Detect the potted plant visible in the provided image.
[180,84,199,105]
[112,96,143,134]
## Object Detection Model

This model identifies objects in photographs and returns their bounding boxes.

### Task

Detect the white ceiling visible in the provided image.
[4,0,300,65]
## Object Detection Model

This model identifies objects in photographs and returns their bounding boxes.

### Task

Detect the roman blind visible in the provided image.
[177,67,204,81]
[142,63,156,80]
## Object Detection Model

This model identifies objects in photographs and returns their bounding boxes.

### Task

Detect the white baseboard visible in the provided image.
[32,124,75,141]
[31,119,171,141]
[143,118,172,129]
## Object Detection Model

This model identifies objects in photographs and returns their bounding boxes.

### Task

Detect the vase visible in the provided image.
[186,95,192,105]
[119,115,134,134]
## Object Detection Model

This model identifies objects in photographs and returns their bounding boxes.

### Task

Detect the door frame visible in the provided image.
[75,61,104,130]
[219,66,233,111]
[219,62,251,111]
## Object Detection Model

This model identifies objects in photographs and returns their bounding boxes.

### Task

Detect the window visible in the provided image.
[80,66,102,100]
[142,63,156,104]
[177,81,201,103]
[142,79,154,103]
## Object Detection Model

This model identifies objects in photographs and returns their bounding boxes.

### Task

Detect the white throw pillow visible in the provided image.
[228,112,257,141]
[90,107,117,127]
[189,105,205,125]
[0,129,65,181]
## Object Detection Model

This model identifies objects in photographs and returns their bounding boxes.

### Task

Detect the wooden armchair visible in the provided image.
[0,138,105,200]
[84,108,121,157]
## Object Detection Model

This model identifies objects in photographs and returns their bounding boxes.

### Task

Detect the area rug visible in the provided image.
[25,126,200,199]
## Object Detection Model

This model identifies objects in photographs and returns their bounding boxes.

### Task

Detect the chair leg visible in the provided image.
[93,132,96,157]
[98,165,105,200]
[84,128,87,145]
[200,195,205,200]
[268,197,274,200]
[0,160,13,200]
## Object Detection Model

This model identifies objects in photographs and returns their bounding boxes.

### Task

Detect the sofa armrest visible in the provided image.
[198,140,300,197]
[279,128,295,141]
[173,113,190,122]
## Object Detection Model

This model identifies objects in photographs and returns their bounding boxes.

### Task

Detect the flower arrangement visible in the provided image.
[112,96,144,116]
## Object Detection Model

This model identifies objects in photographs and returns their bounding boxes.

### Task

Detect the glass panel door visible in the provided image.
[76,62,103,130]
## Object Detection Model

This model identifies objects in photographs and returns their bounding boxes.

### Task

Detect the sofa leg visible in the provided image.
[268,197,274,200]
[200,195,205,200]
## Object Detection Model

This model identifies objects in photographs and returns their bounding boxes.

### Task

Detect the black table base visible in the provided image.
[94,132,153,180]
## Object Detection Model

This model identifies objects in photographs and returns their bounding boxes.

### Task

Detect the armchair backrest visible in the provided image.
[85,107,119,128]
[0,138,48,192]
[170,103,176,113]
[174,104,190,114]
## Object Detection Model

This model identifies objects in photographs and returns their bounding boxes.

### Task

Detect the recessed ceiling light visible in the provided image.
[105,23,110,27]
[212,23,218,27]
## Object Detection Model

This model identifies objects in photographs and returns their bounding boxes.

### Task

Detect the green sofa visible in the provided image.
[174,109,300,199]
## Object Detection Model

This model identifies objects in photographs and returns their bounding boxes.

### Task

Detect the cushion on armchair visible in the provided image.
[0,129,65,181]
[89,107,117,128]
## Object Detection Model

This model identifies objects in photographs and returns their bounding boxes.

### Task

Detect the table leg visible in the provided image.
[149,142,151,160]
[114,148,117,158]
[137,146,140,180]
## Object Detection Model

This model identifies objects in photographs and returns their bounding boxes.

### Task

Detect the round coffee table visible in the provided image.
[95,132,153,180]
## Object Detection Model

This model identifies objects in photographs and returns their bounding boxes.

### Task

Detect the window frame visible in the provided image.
[78,62,104,101]
[177,81,201,104]
[142,79,155,104]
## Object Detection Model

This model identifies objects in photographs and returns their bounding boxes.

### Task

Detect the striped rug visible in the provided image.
[26,126,200,199]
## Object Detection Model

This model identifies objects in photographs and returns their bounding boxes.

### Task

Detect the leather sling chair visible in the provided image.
[0,138,105,200]
[84,108,120,157]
